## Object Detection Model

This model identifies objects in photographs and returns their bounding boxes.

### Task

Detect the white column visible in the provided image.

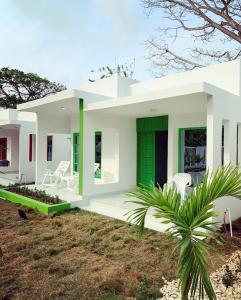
[82,113,95,197]
[223,120,237,165]
[167,114,178,181]
[206,96,222,172]
[35,114,47,184]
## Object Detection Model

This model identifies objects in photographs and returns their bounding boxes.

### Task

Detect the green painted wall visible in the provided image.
[136,115,168,133]
[79,99,84,195]
[0,189,70,215]
[136,116,168,187]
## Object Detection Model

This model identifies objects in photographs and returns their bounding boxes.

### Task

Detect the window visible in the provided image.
[47,136,53,161]
[0,138,7,160]
[95,132,102,178]
[179,128,206,184]
[29,134,33,162]
[72,131,102,176]
[29,134,36,162]
[73,133,79,172]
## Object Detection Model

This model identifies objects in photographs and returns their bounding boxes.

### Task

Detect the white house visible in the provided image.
[17,59,241,229]
[0,108,71,185]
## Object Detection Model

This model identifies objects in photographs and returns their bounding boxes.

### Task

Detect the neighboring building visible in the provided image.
[0,108,70,185]
[17,59,241,225]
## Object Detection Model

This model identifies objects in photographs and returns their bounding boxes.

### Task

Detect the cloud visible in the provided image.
[93,0,139,34]
[0,0,151,88]
[7,0,75,31]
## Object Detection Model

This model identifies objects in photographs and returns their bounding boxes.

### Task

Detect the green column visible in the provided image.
[79,99,84,195]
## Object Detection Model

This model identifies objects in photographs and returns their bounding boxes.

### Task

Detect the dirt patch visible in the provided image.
[0,200,240,300]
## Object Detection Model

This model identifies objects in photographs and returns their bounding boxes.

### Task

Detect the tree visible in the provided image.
[127,165,241,299]
[88,60,135,82]
[143,0,241,76]
[0,68,66,109]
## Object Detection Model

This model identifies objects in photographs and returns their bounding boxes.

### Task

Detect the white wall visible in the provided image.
[130,60,241,96]
[206,90,241,223]
[80,74,138,98]
[19,122,36,183]
[47,133,71,171]
[0,129,19,172]
[70,113,79,174]
[35,113,71,183]
[82,112,136,198]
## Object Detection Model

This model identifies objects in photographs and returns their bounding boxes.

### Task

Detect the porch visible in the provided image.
[80,192,170,232]
[18,82,241,226]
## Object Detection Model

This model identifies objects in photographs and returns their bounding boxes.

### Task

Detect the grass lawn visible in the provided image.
[1,200,241,300]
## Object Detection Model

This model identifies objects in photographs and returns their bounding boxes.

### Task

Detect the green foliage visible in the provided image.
[8,183,62,205]
[137,275,149,300]
[0,67,66,108]
[222,265,236,288]
[89,60,135,82]
[236,255,241,273]
[127,165,241,299]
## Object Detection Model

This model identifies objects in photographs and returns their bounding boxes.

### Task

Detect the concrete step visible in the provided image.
[81,198,169,232]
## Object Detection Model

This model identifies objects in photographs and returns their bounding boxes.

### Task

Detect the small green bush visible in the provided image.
[7,183,62,205]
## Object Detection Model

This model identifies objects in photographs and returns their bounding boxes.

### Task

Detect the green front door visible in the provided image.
[136,115,168,187]
[137,132,155,187]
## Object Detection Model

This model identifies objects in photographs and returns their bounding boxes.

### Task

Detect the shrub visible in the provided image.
[222,266,236,288]
[7,184,62,205]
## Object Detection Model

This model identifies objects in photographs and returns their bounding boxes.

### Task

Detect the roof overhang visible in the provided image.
[85,82,214,112]
[17,89,110,115]
[0,122,20,130]
[83,82,217,117]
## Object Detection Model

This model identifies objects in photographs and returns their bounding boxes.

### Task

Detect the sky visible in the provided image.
[0,0,164,88]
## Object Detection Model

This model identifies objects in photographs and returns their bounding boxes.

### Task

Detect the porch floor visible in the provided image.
[0,171,19,186]
[80,193,170,232]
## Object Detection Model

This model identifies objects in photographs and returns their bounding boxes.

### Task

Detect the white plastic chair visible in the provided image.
[61,171,79,192]
[94,163,100,173]
[170,173,192,204]
[42,161,70,187]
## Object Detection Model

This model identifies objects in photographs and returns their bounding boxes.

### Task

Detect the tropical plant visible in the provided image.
[88,59,135,82]
[127,165,241,299]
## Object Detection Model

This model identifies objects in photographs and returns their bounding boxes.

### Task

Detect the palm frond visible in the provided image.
[127,165,241,299]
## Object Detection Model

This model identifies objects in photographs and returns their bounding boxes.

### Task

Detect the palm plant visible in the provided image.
[127,165,241,300]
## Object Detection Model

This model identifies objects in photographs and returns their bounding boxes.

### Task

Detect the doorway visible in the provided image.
[137,116,168,188]
[155,131,168,187]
